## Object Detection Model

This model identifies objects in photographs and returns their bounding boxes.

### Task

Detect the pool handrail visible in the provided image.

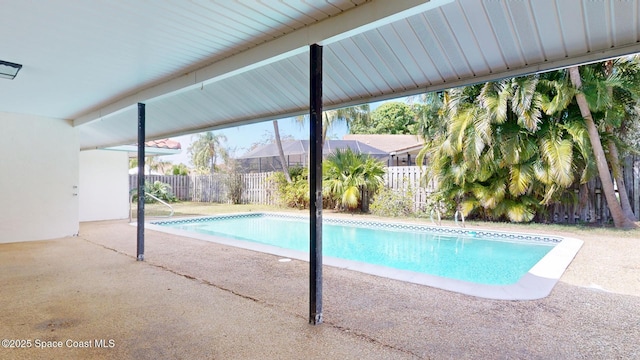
[129,190,174,222]
[454,209,465,228]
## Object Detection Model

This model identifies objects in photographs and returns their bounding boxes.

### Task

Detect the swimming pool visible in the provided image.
[148,213,583,300]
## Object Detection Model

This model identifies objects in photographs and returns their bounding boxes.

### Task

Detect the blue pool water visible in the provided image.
[154,213,557,285]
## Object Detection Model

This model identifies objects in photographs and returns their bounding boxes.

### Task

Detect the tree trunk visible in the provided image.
[273,120,292,183]
[606,137,636,221]
[569,66,637,229]
[601,59,636,221]
[322,113,329,148]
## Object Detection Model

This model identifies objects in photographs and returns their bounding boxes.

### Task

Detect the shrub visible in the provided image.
[224,173,244,204]
[268,167,310,209]
[170,163,189,175]
[370,186,415,217]
[323,148,385,212]
[132,180,177,203]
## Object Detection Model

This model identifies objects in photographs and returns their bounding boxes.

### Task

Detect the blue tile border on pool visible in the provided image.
[152,212,562,244]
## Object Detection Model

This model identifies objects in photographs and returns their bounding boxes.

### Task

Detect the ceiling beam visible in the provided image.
[73,0,452,127]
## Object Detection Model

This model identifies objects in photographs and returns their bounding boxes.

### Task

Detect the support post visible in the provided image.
[309,44,323,325]
[137,103,146,261]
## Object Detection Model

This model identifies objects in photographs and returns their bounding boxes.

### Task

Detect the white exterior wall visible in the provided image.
[0,112,79,243]
[79,150,129,222]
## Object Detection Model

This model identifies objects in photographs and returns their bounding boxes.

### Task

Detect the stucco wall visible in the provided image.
[0,112,79,243]
[79,150,129,222]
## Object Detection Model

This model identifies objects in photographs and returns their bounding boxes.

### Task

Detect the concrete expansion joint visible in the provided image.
[326,322,423,359]
[79,236,270,306]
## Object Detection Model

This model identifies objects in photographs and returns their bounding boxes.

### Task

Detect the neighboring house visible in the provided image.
[342,134,425,166]
[237,139,388,173]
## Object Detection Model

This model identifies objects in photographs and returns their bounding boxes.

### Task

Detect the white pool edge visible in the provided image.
[142,212,584,300]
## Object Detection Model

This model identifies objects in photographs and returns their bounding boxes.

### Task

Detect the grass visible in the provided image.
[131,201,640,239]
[130,201,304,218]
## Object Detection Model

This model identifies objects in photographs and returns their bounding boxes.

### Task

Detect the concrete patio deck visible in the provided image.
[1,219,639,359]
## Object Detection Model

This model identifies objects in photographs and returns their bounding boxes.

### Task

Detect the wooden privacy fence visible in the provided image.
[130,169,432,207]
[129,172,277,205]
[383,166,435,211]
[383,157,640,223]
[130,155,640,223]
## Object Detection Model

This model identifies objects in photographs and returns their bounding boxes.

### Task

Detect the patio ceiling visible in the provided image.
[3,0,640,150]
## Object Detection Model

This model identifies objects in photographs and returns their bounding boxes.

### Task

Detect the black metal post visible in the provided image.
[137,103,146,261]
[309,44,323,325]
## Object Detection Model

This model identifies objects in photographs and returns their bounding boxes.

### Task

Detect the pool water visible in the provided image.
[155,213,557,286]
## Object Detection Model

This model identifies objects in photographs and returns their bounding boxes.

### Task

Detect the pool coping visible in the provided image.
[143,212,584,300]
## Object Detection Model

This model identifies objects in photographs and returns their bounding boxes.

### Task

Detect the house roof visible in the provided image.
[342,134,424,155]
[3,1,640,150]
[238,140,388,159]
[144,139,181,151]
[104,138,181,156]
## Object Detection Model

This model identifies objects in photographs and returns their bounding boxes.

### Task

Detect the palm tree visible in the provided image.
[418,60,639,226]
[296,104,371,146]
[568,66,637,229]
[602,57,639,221]
[129,156,171,174]
[323,148,385,211]
[419,74,591,222]
[188,132,228,174]
[272,120,291,183]
[410,91,448,140]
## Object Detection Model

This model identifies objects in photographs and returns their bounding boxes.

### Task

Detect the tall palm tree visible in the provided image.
[188,132,228,174]
[568,66,637,229]
[296,104,371,147]
[272,120,291,183]
[603,57,639,220]
[410,91,448,140]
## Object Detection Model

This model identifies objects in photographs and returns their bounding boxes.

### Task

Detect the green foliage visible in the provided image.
[418,74,590,222]
[323,148,385,211]
[410,92,448,139]
[370,186,414,217]
[297,105,371,142]
[350,102,416,134]
[268,167,310,209]
[416,57,640,223]
[188,132,228,174]
[224,173,244,204]
[171,163,190,175]
[132,181,177,203]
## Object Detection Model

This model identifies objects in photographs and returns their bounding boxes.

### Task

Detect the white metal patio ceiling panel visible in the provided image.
[438,3,491,78]
[528,1,565,60]
[405,14,459,83]
[482,1,527,70]
[583,1,611,49]
[323,50,378,105]
[1,0,366,120]
[323,40,382,97]
[61,0,640,150]
[504,1,546,66]
[422,9,476,80]
[377,22,430,87]
[555,1,590,57]
[610,0,638,45]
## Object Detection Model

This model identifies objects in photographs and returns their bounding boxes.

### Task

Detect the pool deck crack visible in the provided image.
[324,321,426,359]
[80,236,424,359]
[80,237,265,304]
